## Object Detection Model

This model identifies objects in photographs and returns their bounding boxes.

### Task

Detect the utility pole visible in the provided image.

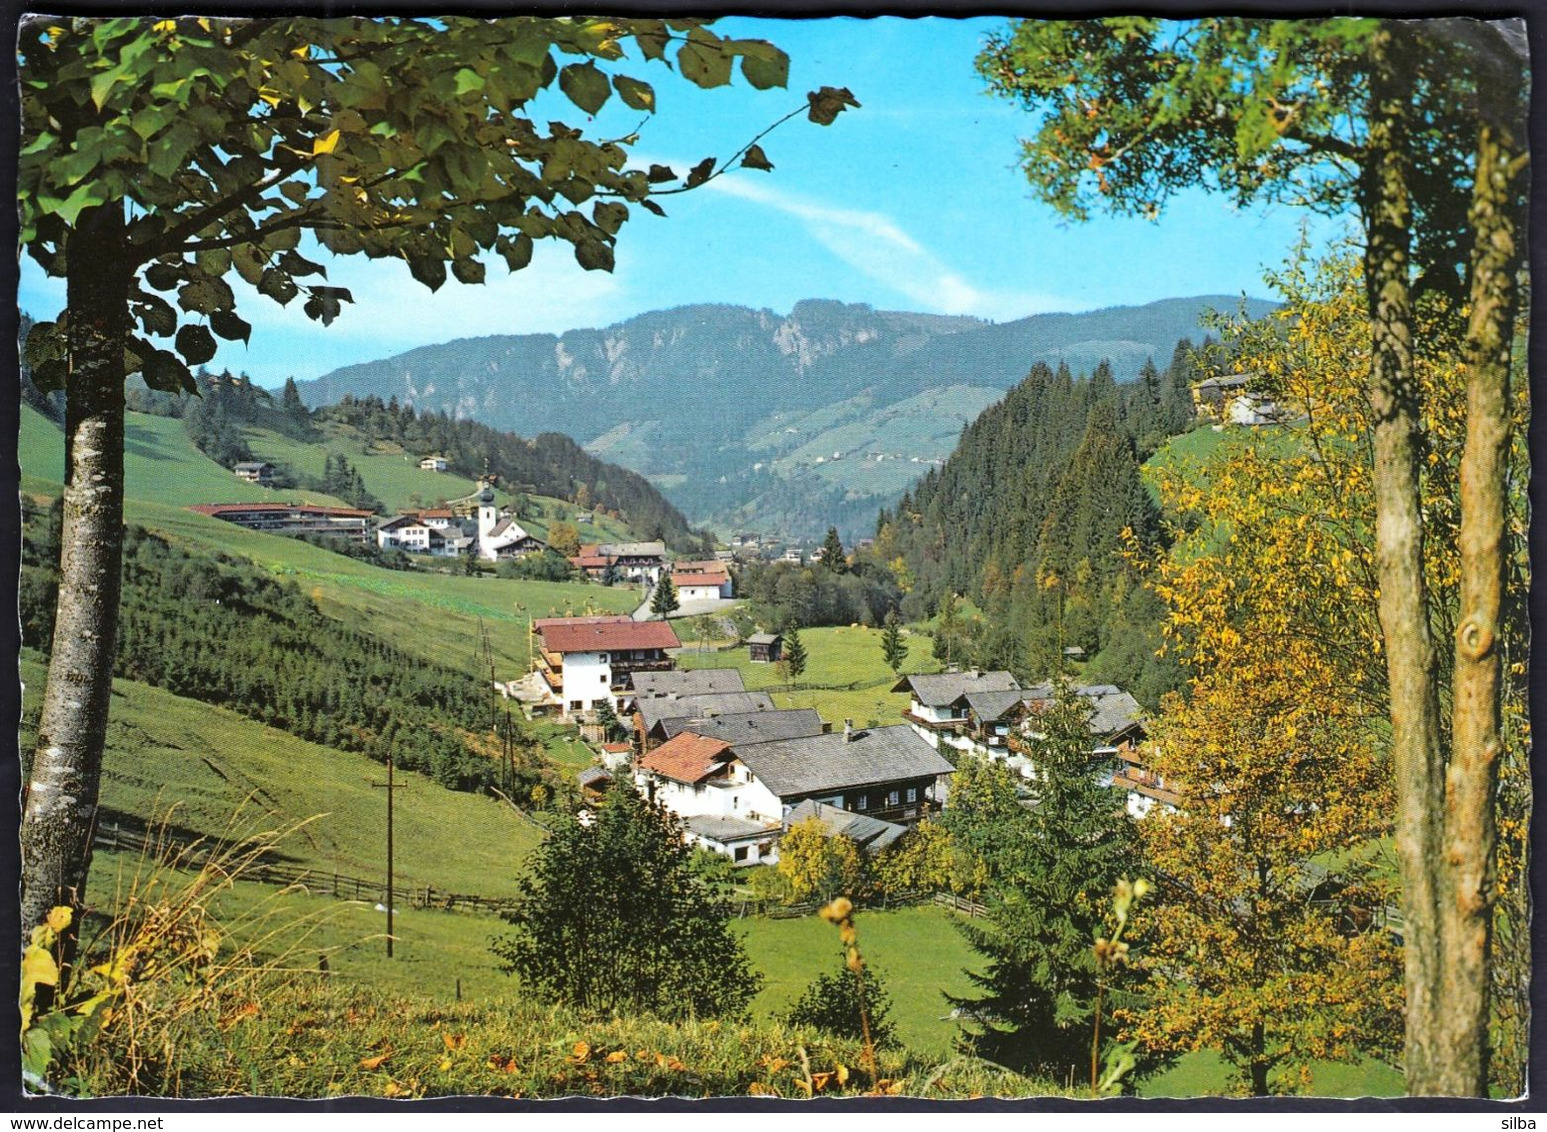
[370,751,409,957]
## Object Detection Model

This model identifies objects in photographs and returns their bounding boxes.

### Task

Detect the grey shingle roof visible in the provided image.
[961,689,1030,722]
[685,814,777,842]
[660,709,824,745]
[784,800,908,853]
[636,691,776,732]
[632,669,746,698]
[1022,683,1145,738]
[733,725,955,799]
[748,632,781,645]
[894,670,1020,707]
[577,766,612,787]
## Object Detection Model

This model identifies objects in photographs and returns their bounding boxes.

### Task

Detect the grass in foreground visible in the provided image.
[22,654,541,897]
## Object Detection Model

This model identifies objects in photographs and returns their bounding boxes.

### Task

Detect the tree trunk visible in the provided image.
[1360,26,1451,1094]
[20,204,131,951]
[1437,61,1527,1098]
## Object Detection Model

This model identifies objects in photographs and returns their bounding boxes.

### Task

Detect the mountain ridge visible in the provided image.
[298,294,1276,538]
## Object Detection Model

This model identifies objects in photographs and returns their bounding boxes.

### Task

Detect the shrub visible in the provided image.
[782,955,897,1049]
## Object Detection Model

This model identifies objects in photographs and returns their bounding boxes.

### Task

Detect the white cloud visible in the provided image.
[702,177,1072,320]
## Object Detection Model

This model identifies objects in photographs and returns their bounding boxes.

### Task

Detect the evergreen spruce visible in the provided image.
[781,627,808,685]
[947,682,1145,1080]
[819,526,848,573]
[880,610,908,674]
[650,575,680,620]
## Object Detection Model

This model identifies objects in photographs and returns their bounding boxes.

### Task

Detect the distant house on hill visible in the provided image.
[232,461,274,486]
[532,616,680,718]
[1192,372,1290,427]
[672,570,733,601]
[419,454,450,472]
[748,632,782,663]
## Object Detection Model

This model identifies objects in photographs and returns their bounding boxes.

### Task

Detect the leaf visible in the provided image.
[741,144,774,172]
[232,245,267,286]
[613,75,655,112]
[209,309,252,344]
[144,263,183,292]
[740,48,789,91]
[640,199,666,217]
[359,1051,392,1071]
[406,254,447,292]
[591,201,628,236]
[303,294,342,327]
[559,61,611,116]
[442,1032,466,1051]
[141,348,195,395]
[807,86,861,126]
[257,268,299,306]
[685,157,716,189]
[646,164,677,184]
[574,240,614,273]
[132,293,178,337]
[451,258,485,285]
[279,250,327,278]
[45,907,71,934]
[453,68,485,97]
[497,233,534,272]
[570,1041,591,1063]
[605,1050,627,1063]
[312,129,341,157]
[177,276,234,314]
[678,40,733,89]
[175,324,218,365]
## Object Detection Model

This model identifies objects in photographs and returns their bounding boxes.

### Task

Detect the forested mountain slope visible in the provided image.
[299,296,1275,538]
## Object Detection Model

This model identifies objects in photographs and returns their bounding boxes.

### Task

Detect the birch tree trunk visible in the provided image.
[19,203,130,952]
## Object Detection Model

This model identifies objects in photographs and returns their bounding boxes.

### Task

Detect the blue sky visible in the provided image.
[18,16,1349,388]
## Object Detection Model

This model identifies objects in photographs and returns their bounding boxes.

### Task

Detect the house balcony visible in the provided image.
[901,710,967,734]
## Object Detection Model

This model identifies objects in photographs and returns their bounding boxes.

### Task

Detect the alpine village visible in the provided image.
[15,15,1530,1106]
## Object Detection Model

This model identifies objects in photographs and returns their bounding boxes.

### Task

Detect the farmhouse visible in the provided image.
[633,691,778,750]
[1012,683,1173,817]
[599,541,668,583]
[894,669,1021,753]
[672,571,733,602]
[631,668,745,700]
[232,461,275,486]
[647,707,825,748]
[190,502,373,542]
[419,454,450,471]
[533,616,680,717]
[635,722,953,864]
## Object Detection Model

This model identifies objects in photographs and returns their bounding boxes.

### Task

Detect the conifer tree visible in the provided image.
[880,611,907,675]
[819,526,848,573]
[781,627,808,685]
[650,575,680,620]
[948,682,1145,1079]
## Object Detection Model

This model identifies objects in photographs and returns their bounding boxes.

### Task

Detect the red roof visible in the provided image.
[571,555,613,569]
[538,619,681,653]
[420,508,454,518]
[190,503,374,518]
[532,614,633,631]
[673,572,727,587]
[639,732,733,784]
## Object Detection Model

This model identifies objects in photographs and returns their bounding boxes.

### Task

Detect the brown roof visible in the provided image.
[190,502,374,518]
[639,732,734,784]
[571,555,613,569]
[672,572,727,587]
[672,560,729,576]
[537,619,681,653]
[420,508,454,518]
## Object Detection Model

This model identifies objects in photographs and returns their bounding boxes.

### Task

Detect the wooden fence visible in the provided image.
[93,820,989,923]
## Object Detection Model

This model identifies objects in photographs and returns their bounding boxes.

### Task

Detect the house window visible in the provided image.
[600,672,608,682]
[855,794,868,811]
[906,787,917,804]
[734,846,749,862]
[886,790,900,807]
[569,701,583,711]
